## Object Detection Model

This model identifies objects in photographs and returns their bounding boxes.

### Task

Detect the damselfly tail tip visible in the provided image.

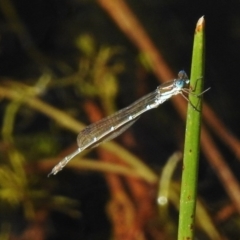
[47,170,54,177]
[48,166,58,177]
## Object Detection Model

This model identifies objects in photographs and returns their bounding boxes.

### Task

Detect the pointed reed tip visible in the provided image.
[195,16,205,32]
[197,16,204,25]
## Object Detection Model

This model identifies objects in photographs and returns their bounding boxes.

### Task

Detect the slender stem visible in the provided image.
[178,16,205,240]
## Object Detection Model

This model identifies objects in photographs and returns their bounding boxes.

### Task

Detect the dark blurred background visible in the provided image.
[1,0,240,239]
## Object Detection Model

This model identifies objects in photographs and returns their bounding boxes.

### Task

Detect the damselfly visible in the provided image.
[48,70,201,176]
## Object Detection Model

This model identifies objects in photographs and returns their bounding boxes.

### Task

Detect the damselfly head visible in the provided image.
[178,70,189,80]
[174,70,190,89]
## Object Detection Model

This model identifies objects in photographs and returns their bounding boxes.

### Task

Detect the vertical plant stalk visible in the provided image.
[178,16,205,240]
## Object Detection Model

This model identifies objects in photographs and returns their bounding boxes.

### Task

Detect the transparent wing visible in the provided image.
[48,78,181,176]
[77,89,162,150]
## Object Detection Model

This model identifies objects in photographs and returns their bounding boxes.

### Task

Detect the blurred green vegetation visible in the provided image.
[1,0,240,240]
